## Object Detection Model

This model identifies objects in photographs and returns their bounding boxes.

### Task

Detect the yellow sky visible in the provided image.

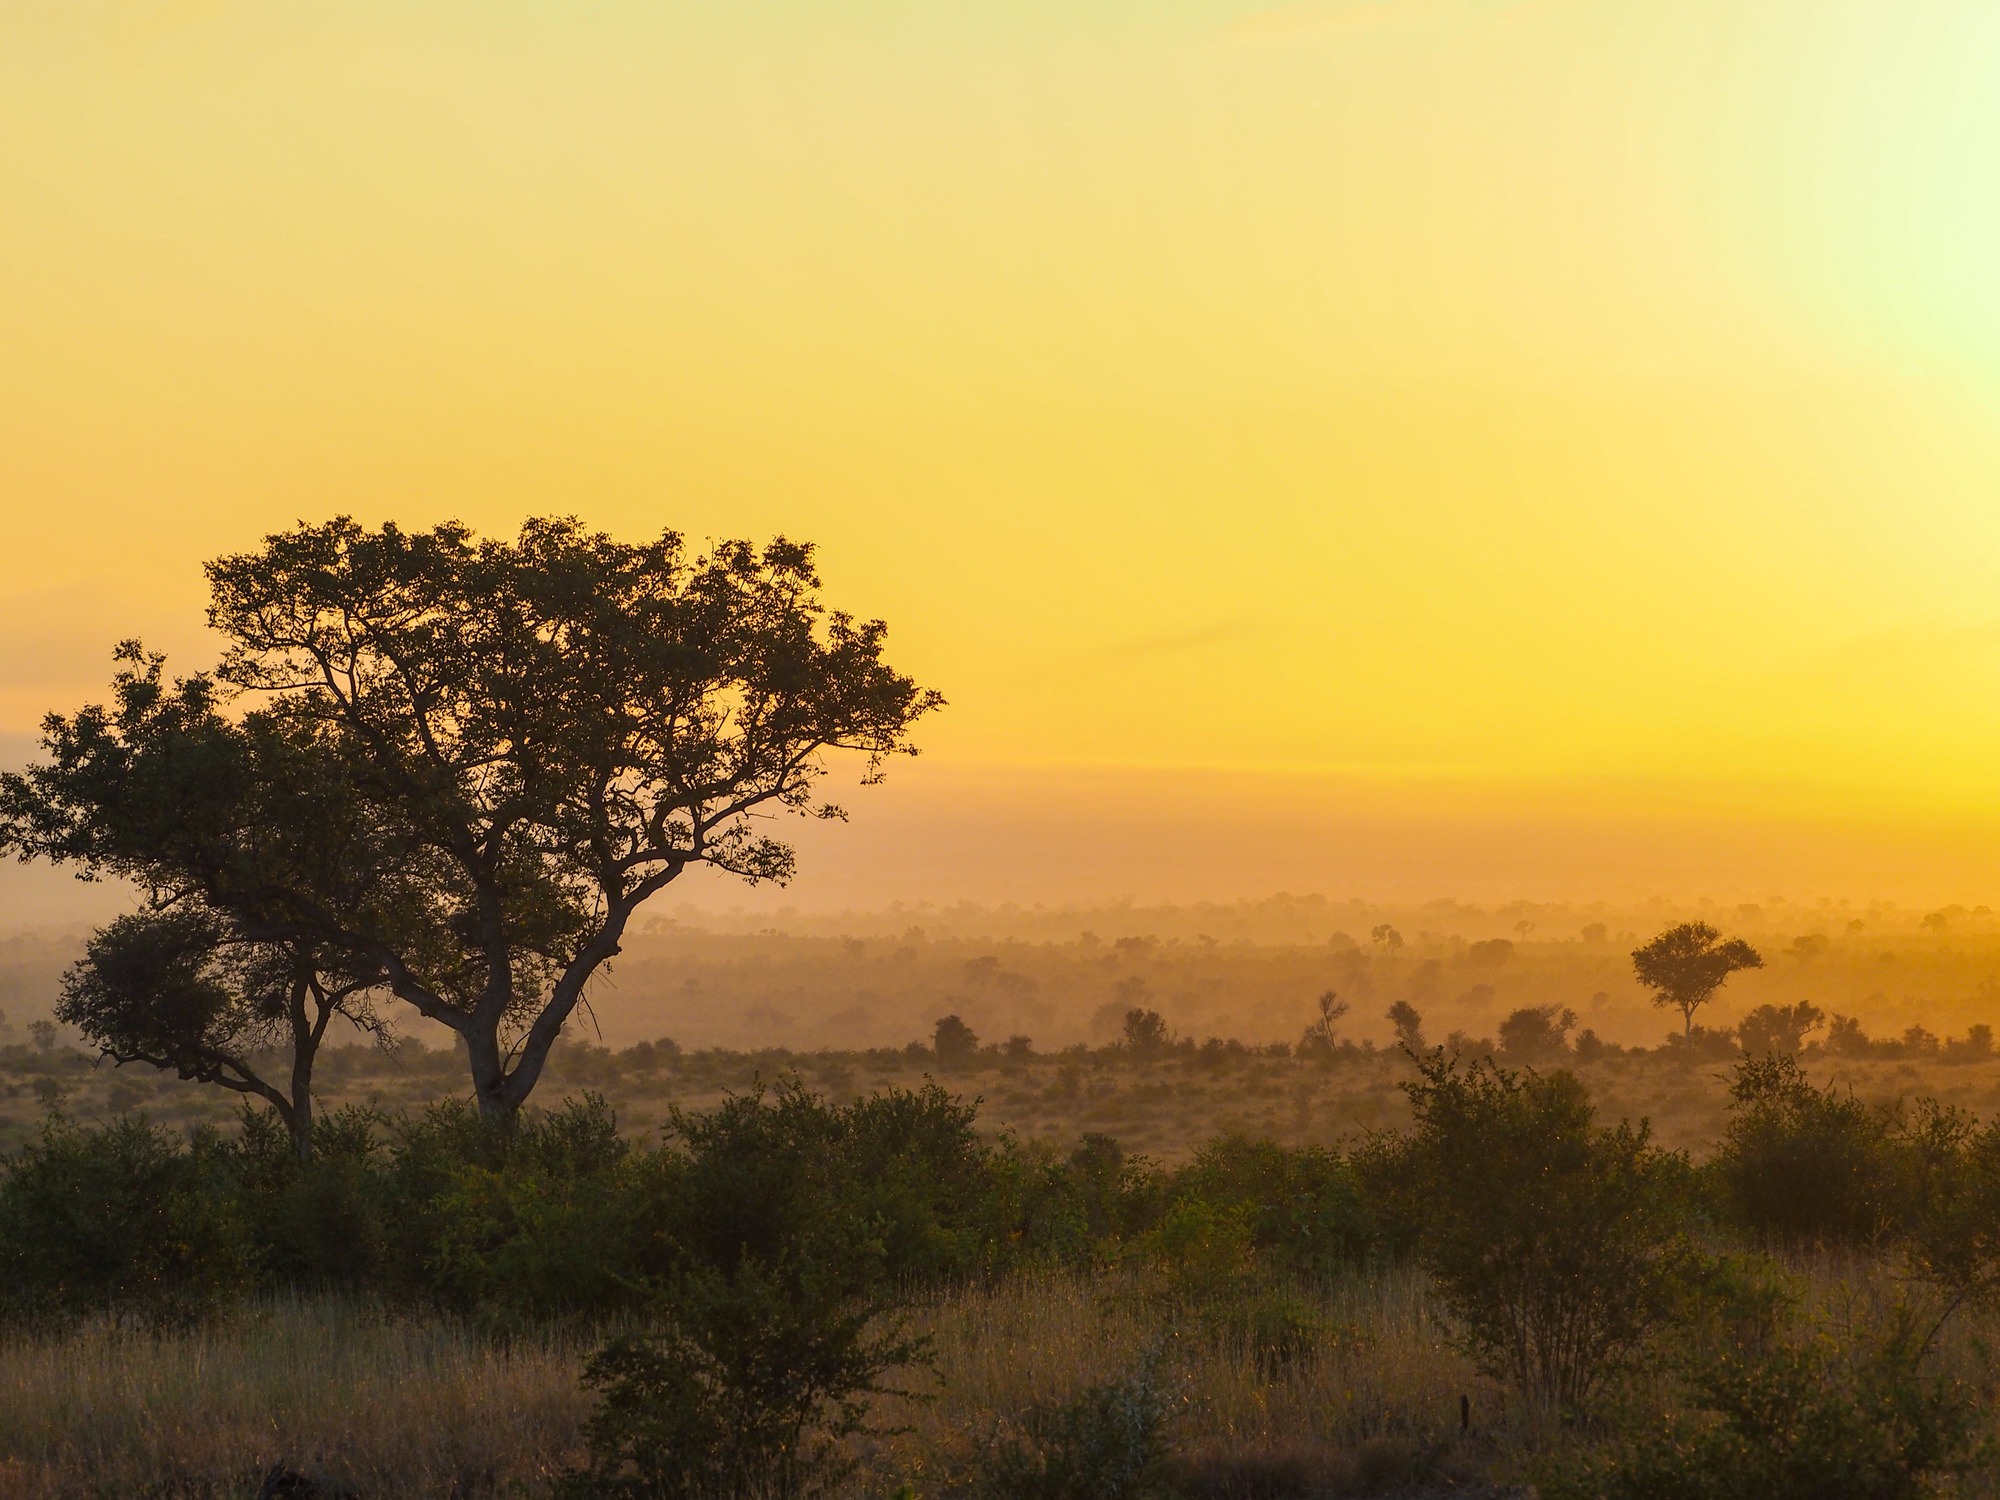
[7,0,2000,904]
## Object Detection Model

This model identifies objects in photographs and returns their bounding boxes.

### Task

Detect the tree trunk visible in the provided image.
[289,1044,315,1162]
[466,1025,513,1125]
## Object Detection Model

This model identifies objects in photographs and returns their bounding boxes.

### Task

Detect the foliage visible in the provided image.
[197,517,941,1121]
[1736,1002,1825,1056]
[965,1365,1170,1500]
[1122,1008,1172,1060]
[1539,1319,1983,1500]
[1371,1050,1700,1410]
[1710,1053,1904,1247]
[1,647,405,1157]
[554,1261,930,1500]
[1164,1136,1376,1278]
[0,1114,251,1326]
[933,1014,980,1066]
[1632,922,1763,1035]
[1497,1004,1577,1064]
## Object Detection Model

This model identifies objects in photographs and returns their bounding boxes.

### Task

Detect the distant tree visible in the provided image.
[1580,923,1609,945]
[1122,1008,1172,1060]
[1497,1005,1577,1066]
[1370,924,1404,953]
[1465,938,1515,967]
[58,907,383,1159]
[1002,1034,1034,1060]
[1298,990,1349,1057]
[1632,922,1763,1036]
[1737,1002,1825,1058]
[1826,1013,1872,1057]
[5,518,940,1124]
[1786,933,1829,963]
[932,1015,979,1066]
[1385,1000,1427,1053]
[26,1020,57,1055]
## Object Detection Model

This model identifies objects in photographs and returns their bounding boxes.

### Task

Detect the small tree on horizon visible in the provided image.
[1386,1000,1427,1053]
[1632,921,1763,1037]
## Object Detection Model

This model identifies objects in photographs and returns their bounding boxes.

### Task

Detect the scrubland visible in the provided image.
[3,897,2000,1496]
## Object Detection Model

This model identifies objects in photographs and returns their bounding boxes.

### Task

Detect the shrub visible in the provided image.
[555,1259,930,1500]
[1166,1136,1375,1277]
[1370,1051,1699,1410]
[0,1114,251,1325]
[1539,1319,1982,1500]
[1710,1054,1903,1247]
[967,1365,1170,1500]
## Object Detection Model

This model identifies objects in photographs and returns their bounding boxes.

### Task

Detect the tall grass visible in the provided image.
[0,1296,591,1498]
[1,1259,1992,1497]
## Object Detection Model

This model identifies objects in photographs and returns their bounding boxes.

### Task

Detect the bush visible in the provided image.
[1165,1136,1376,1277]
[1710,1054,1904,1247]
[0,1114,251,1325]
[555,1259,930,1500]
[1539,1319,1982,1500]
[1368,1051,1699,1410]
[967,1365,1170,1500]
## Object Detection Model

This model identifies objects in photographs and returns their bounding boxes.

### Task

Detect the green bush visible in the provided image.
[0,1114,251,1325]
[555,1259,929,1500]
[1369,1050,1700,1411]
[1540,1319,1982,1500]
[1710,1054,1904,1247]
[1165,1136,1376,1277]
[966,1365,1170,1500]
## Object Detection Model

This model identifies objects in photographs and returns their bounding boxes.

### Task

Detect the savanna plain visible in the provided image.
[3,895,2000,1498]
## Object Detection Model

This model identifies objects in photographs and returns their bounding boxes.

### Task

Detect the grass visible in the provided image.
[0,1268,1516,1500]
[3,1259,1999,1496]
[0,1296,593,1498]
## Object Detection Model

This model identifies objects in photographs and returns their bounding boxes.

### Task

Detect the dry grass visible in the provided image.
[0,1270,1505,1499]
[0,1297,592,1498]
[2,1258,1996,1496]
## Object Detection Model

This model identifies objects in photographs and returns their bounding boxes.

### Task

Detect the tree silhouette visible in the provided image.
[932,1014,979,1065]
[7,519,939,1123]
[2,647,415,1155]
[1631,921,1763,1036]
[59,907,382,1159]
[1386,1000,1427,1053]
[1123,1007,1172,1059]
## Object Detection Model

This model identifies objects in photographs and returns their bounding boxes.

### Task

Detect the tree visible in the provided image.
[1122,1007,1171,1060]
[932,1014,979,1066]
[1631,922,1763,1036]
[1370,924,1403,953]
[1385,1000,1427,1053]
[1298,990,1348,1057]
[1736,1001,1825,1057]
[13,519,940,1123]
[3,648,413,1156]
[58,908,381,1160]
[1497,1004,1576,1065]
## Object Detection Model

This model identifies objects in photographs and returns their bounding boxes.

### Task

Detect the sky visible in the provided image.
[6,0,2000,912]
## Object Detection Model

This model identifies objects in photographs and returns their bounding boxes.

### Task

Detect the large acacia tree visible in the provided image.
[187,516,941,1120]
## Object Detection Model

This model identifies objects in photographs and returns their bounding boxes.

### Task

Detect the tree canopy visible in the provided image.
[8,517,941,1122]
[1631,921,1763,1036]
